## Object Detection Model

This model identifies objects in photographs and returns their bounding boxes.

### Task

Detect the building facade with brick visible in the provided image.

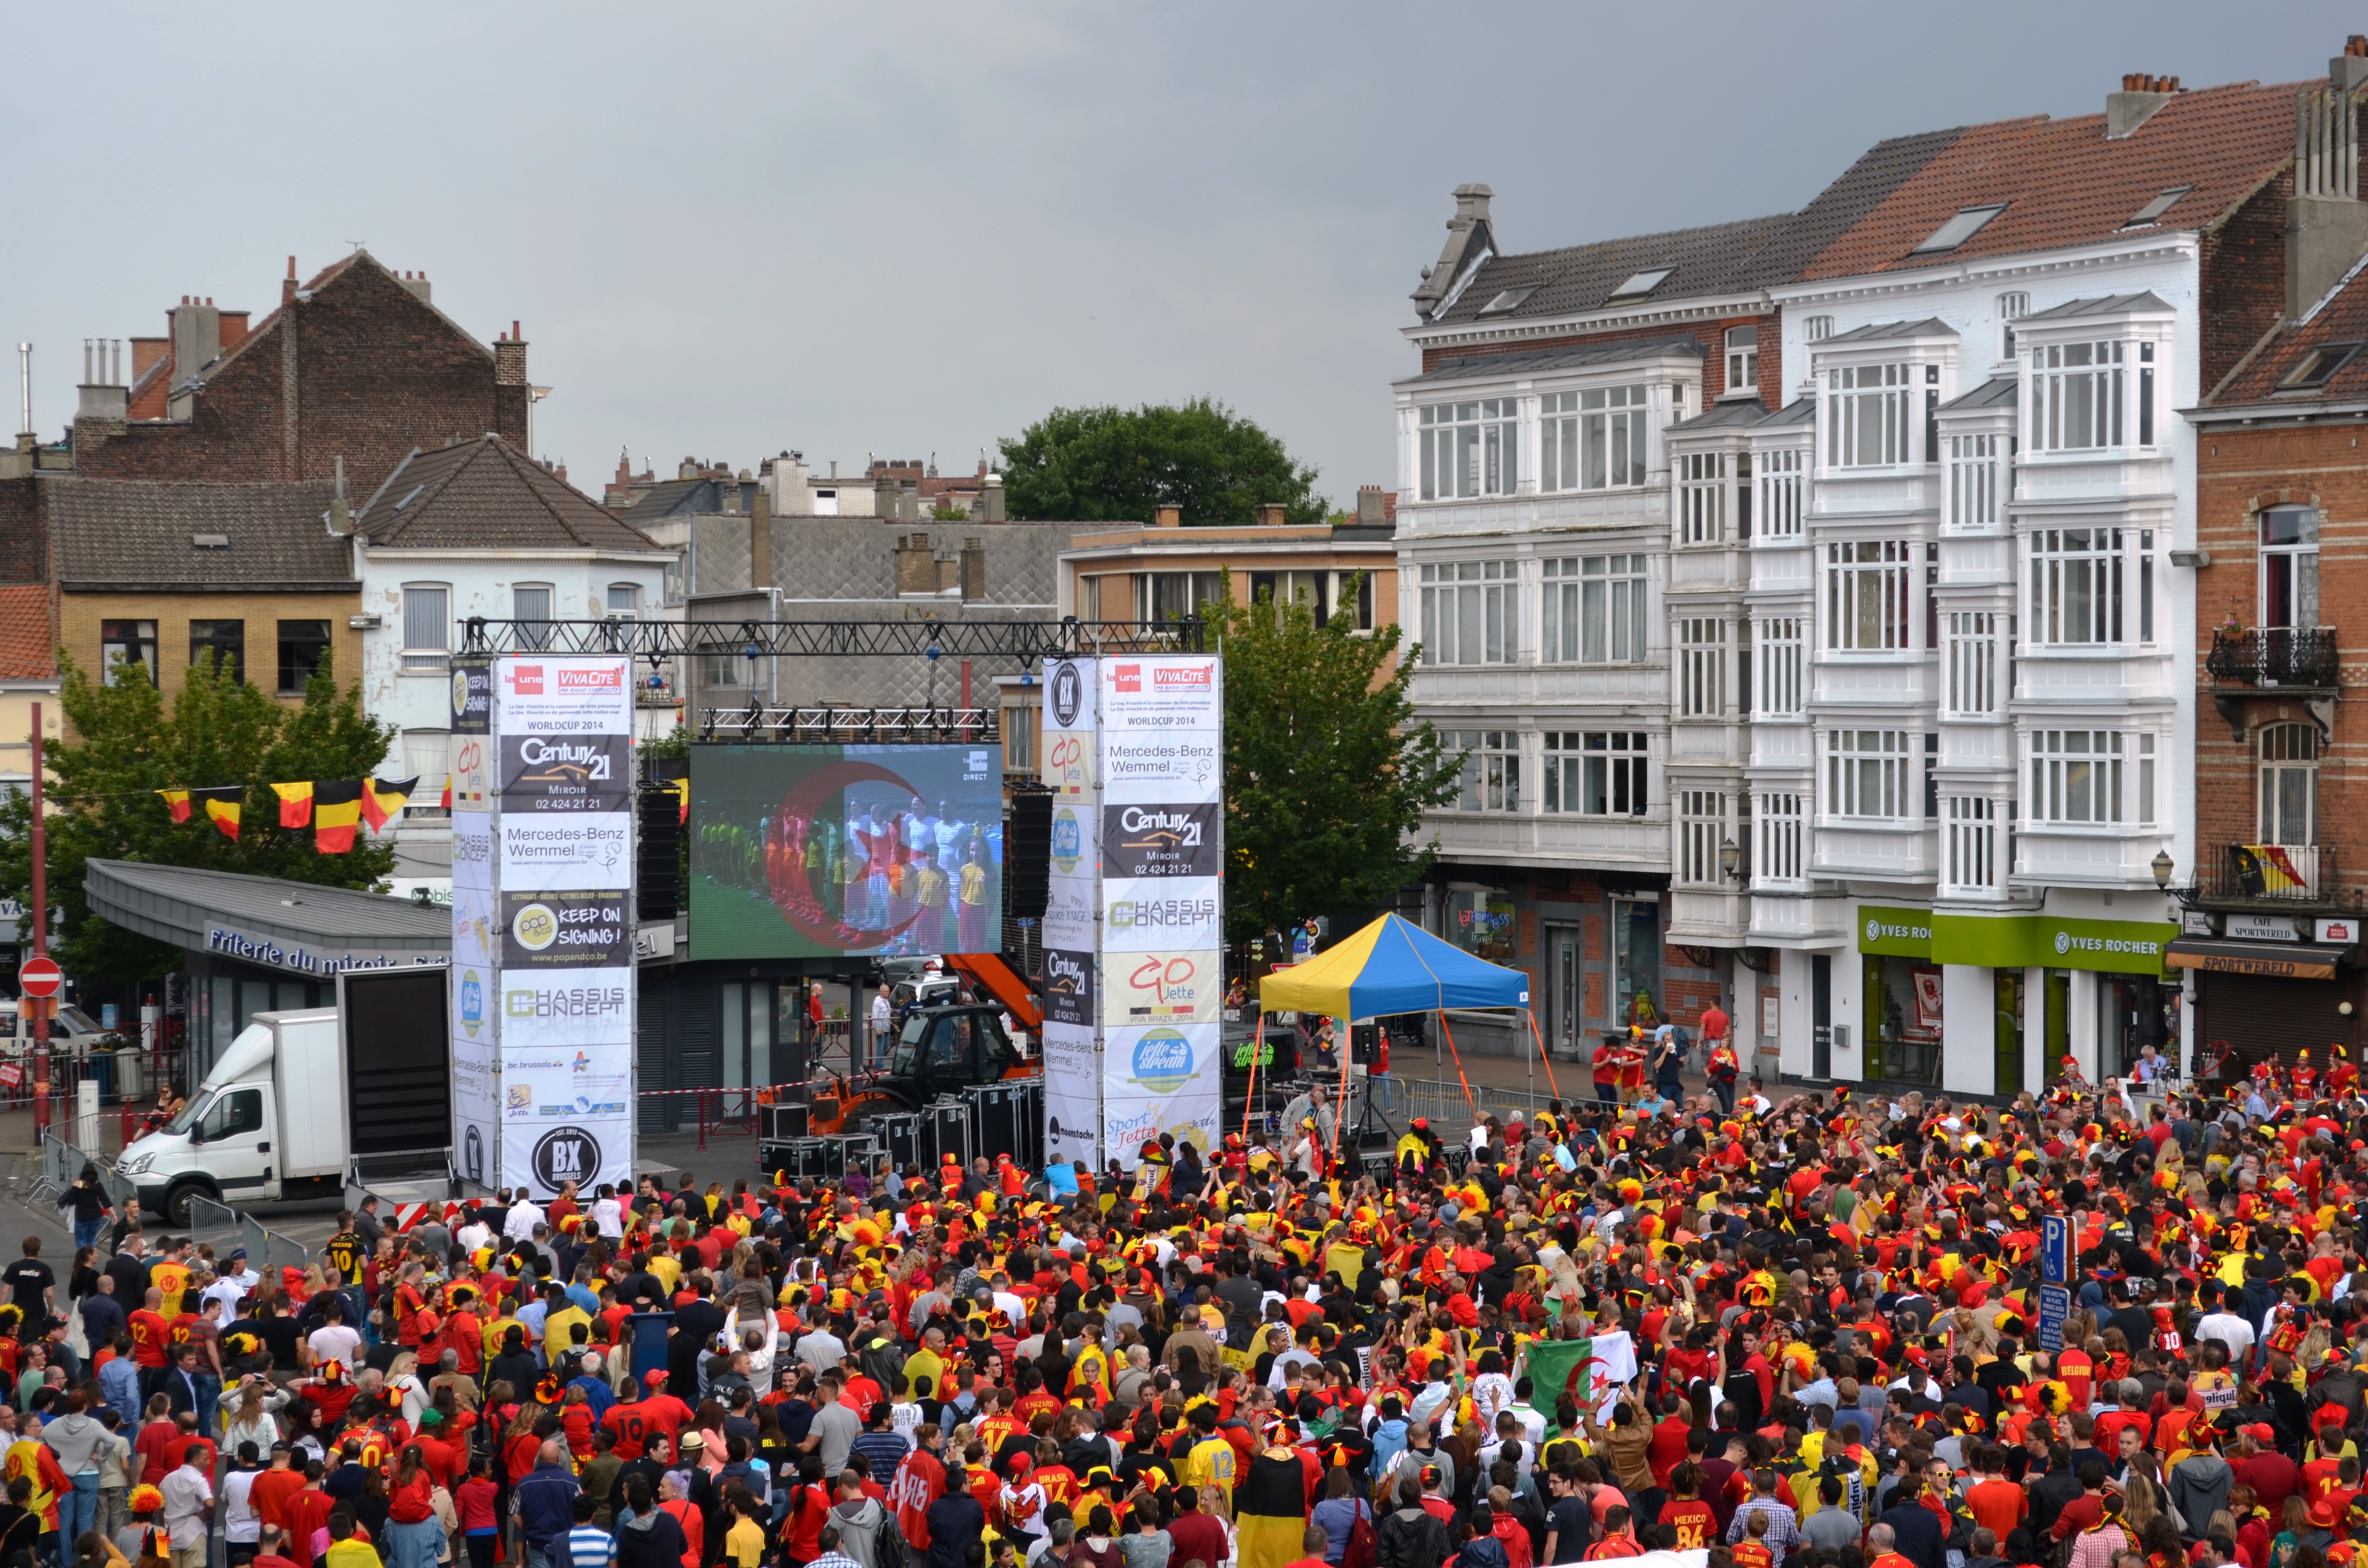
[2182,169,2368,1070]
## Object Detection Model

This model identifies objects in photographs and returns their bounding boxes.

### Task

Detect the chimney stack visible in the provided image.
[982,473,1006,523]
[895,532,940,595]
[751,484,773,588]
[327,455,356,536]
[77,339,127,423]
[396,270,432,304]
[283,256,297,306]
[2106,73,2182,138]
[1257,503,1288,527]
[2289,58,2368,319]
[960,537,986,601]
[1154,504,1182,528]
[494,324,528,387]
[1356,485,1388,526]
[170,300,221,383]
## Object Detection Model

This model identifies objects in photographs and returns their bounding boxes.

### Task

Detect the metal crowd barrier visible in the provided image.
[186,1194,312,1276]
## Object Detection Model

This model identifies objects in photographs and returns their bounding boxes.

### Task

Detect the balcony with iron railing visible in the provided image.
[2190,842,2365,912]
[2207,626,2340,689]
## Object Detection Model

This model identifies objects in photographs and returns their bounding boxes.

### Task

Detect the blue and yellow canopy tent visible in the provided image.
[1249,912,1556,1154]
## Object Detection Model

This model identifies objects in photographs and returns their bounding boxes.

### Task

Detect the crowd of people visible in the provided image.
[0,1035,2360,1568]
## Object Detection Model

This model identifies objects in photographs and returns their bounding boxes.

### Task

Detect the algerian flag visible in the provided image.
[1521,1332,1638,1422]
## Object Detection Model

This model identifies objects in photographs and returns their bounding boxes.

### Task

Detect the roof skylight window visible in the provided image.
[2123,186,2194,227]
[1477,284,1540,317]
[1607,268,1673,301]
[1911,203,2008,254]
[2280,342,2363,391]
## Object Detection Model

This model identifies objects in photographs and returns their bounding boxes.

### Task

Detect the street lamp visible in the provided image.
[1719,836,1742,882]
[2151,850,2174,890]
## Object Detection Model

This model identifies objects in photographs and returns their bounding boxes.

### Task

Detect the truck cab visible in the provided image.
[886,1004,1021,1103]
[115,1007,344,1224]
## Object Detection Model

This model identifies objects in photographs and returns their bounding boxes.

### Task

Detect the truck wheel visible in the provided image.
[162,1181,214,1228]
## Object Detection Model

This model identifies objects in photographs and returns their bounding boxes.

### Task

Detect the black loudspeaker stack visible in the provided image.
[1005,787,1052,921]
[1350,1024,1380,1065]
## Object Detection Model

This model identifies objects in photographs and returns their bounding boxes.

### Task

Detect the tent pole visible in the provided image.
[1524,1008,1562,1100]
[1435,1007,1478,1128]
[1239,1011,1263,1152]
[1329,1019,1352,1169]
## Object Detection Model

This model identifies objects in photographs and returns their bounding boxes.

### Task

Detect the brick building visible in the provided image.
[2182,200,2368,1066]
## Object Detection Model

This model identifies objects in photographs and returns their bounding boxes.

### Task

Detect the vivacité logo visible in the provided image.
[1153,665,1211,689]
[557,666,624,690]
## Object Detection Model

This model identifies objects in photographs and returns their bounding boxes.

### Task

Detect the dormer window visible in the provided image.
[1608,268,1673,301]
[2281,342,2363,391]
[1912,204,2007,255]
[2122,186,2193,228]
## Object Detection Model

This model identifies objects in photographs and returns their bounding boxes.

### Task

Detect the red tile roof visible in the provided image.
[2203,251,2368,405]
[0,585,56,680]
[1799,80,2312,280]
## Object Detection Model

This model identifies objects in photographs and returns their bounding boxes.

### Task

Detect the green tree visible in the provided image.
[1204,571,1461,942]
[998,399,1325,527]
[0,649,395,985]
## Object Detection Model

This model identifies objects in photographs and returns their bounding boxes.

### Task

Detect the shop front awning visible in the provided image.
[85,858,450,979]
[2164,936,2354,980]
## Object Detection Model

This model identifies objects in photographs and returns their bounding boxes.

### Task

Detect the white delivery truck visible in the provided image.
[116,967,454,1225]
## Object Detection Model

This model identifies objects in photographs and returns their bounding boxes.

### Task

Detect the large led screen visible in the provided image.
[689,744,1006,960]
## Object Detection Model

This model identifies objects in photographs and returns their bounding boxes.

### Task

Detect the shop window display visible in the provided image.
[1865,954,1942,1084]
[1446,888,1518,967]
[1615,901,1663,1028]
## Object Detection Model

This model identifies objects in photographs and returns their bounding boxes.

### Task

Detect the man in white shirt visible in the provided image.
[505,1191,546,1242]
[456,1209,493,1255]
[305,1298,364,1371]
[160,1444,214,1568]
[870,985,893,1069]
[591,1185,626,1240]
[2196,1298,2257,1363]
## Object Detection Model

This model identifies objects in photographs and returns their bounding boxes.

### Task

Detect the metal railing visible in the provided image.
[32,1130,139,1207]
[185,1194,312,1278]
[2195,842,2354,907]
[699,706,1000,743]
[2207,626,2341,687]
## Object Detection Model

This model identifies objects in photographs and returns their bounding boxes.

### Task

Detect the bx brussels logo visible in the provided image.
[532,1126,602,1190]
[458,969,484,1038]
[1050,807,1084,874]
[507,664,544,696]
[1111,664,1142,693]
[463,1125,484,1184]
[1127,1028,1195,1093]
[1050,662,1085,727]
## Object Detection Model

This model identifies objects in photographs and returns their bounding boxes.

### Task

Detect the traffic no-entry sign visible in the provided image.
[17,957,62,998]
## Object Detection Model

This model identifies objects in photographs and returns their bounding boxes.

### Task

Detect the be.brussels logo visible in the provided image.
[1128,1028,1195,1093]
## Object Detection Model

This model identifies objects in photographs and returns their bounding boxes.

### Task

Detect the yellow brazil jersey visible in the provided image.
[1068,1345,1110,1402]
[1184,1434,1237,1497]
[151,1262,191,1317]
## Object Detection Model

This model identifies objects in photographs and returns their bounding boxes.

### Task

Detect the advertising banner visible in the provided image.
[1102,949,1223,1026]
[1101,1022,1221,1161]
[1102,877,1222,952]
[1099,730,1221,805]
[1101,803,1222,879]
[486,655,637,1198]
[449,783,497,1189]
[1041,948,1097,1028]
[1041,1022,1101,1171]
[1041,658,1097,802]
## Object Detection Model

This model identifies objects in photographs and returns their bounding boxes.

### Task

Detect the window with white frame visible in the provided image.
[1726,327,1758,392]
[1757,617,1802,715]
[1759,791,1802,881]
[513,584,553,650]
[1825,539,1911,651]
[1544,731,1647,816]
[1541,386,1648,491]
[1946,796,1999,891]
[606,583,642,623]
[1826,728,1910,819]
[1757,447,1802,539]
[1679,617,1725,717]
[2029,341,2126,452]
[1946,611,2001,715]
[1679,790,1727,885]
[1678,452,1725,545]
[1997,293,2029,360]
[1417,399,1519,500]
[1417,561,1519,665]
[2029,527,2124,644]
[2030,729,2134,825]
[1540,555,1647,663]
[2260,722,2318,845]
[1803,316,1834,343]
[1826,363,1911,467]
[1947,433,1999,529]
[401,585,451,672]
[1446,729,1521,812]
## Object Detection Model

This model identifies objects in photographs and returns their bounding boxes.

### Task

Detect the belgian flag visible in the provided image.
[361,775,421,833]
[440,774,453,812]
[672,777,690,825]
[313,780,365,853]
[157,789,192,823]
[271,781,315,828]
[190,786,243,842]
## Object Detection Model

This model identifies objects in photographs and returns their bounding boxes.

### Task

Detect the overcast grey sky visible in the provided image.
[4,2,2362,509]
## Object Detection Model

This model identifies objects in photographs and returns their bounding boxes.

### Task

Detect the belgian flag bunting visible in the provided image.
[311,780,365,853]
[271,780,315,829]
[190,786,243,842]
[360,775,421,833]
[157,789,192,823]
